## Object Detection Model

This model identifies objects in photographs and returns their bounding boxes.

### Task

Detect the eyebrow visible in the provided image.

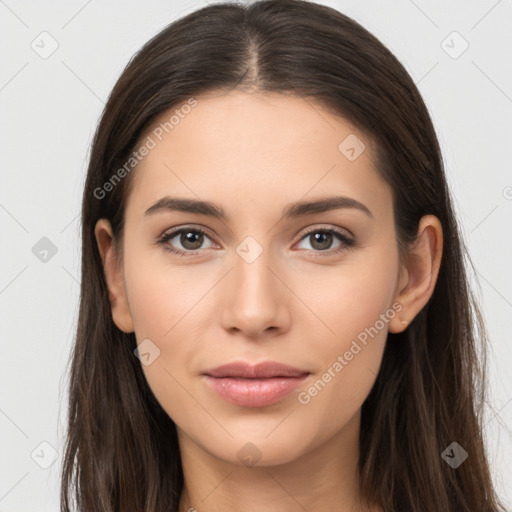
[144,195,373,220]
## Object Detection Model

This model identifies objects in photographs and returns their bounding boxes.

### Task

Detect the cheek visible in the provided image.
[123,252,217,427]
[291,306,390,450]
[297,238,399,353]
[293,242,397,420]
[124,250,214,341]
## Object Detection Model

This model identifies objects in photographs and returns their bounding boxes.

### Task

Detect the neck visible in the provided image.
[177,410,378,512]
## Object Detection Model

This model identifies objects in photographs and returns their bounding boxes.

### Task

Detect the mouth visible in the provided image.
[203,360,309,379]
[202,361,310,407]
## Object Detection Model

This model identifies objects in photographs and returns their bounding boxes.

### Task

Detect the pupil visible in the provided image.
[312,232,332,250]
[182,231,203,250]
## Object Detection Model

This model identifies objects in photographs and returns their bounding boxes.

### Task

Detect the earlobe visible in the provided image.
[388,215,443,334]
[94,219,135,333]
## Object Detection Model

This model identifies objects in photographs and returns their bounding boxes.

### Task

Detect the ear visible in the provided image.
[388,215,443,334]
[94,219,134,333]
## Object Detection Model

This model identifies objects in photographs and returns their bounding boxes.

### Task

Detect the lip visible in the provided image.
[202,361,310,407]
[203,361,309,379]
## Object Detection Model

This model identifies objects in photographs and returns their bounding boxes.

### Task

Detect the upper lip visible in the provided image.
[203,361,310,379]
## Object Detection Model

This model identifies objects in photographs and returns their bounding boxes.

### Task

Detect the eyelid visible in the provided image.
[157,224,219,248]
[295,223,353,240]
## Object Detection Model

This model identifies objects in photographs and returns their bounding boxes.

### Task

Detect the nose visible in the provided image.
[220,248,291,339]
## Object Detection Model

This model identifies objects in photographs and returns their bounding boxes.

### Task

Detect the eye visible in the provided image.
[157,225,355,257]
[157,227,215,256]
[295,227,354,256]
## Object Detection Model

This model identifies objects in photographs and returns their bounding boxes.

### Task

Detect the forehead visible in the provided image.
[139,90,374,163]
[126,91,390,218]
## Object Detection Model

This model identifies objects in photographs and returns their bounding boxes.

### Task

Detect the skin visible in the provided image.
[95,90,443,512]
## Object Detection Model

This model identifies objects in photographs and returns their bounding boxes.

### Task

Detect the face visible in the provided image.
[100,90,410,467]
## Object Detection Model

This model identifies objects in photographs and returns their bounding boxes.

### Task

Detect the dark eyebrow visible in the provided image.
[145,197,227,219]
[144,195,373,220]
[282,196,373,219]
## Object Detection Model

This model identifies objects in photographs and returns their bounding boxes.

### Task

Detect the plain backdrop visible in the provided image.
[1,0,511,510]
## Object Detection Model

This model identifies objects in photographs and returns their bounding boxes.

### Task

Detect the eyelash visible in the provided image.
[156,225,355,258]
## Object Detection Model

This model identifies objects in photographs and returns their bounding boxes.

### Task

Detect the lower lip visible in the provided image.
[203,374,309,407]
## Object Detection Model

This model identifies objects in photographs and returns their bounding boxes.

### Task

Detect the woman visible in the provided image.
[60,1,507,511]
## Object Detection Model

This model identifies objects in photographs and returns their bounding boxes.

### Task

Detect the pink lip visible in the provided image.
[203,361,309,379]
[202,361,310,407]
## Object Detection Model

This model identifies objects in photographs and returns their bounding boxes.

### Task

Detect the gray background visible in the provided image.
[1,0,511,510]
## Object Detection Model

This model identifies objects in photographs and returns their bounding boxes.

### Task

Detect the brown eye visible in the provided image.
[158,227,215,256]
[296,227,354,255]
[179,230,205,250]
[309,231,334,251]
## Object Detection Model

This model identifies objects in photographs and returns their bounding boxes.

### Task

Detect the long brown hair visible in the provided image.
[60,1,507,510]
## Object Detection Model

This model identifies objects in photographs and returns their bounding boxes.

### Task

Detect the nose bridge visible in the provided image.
[234,246,275,301]
[220,236,290,336]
